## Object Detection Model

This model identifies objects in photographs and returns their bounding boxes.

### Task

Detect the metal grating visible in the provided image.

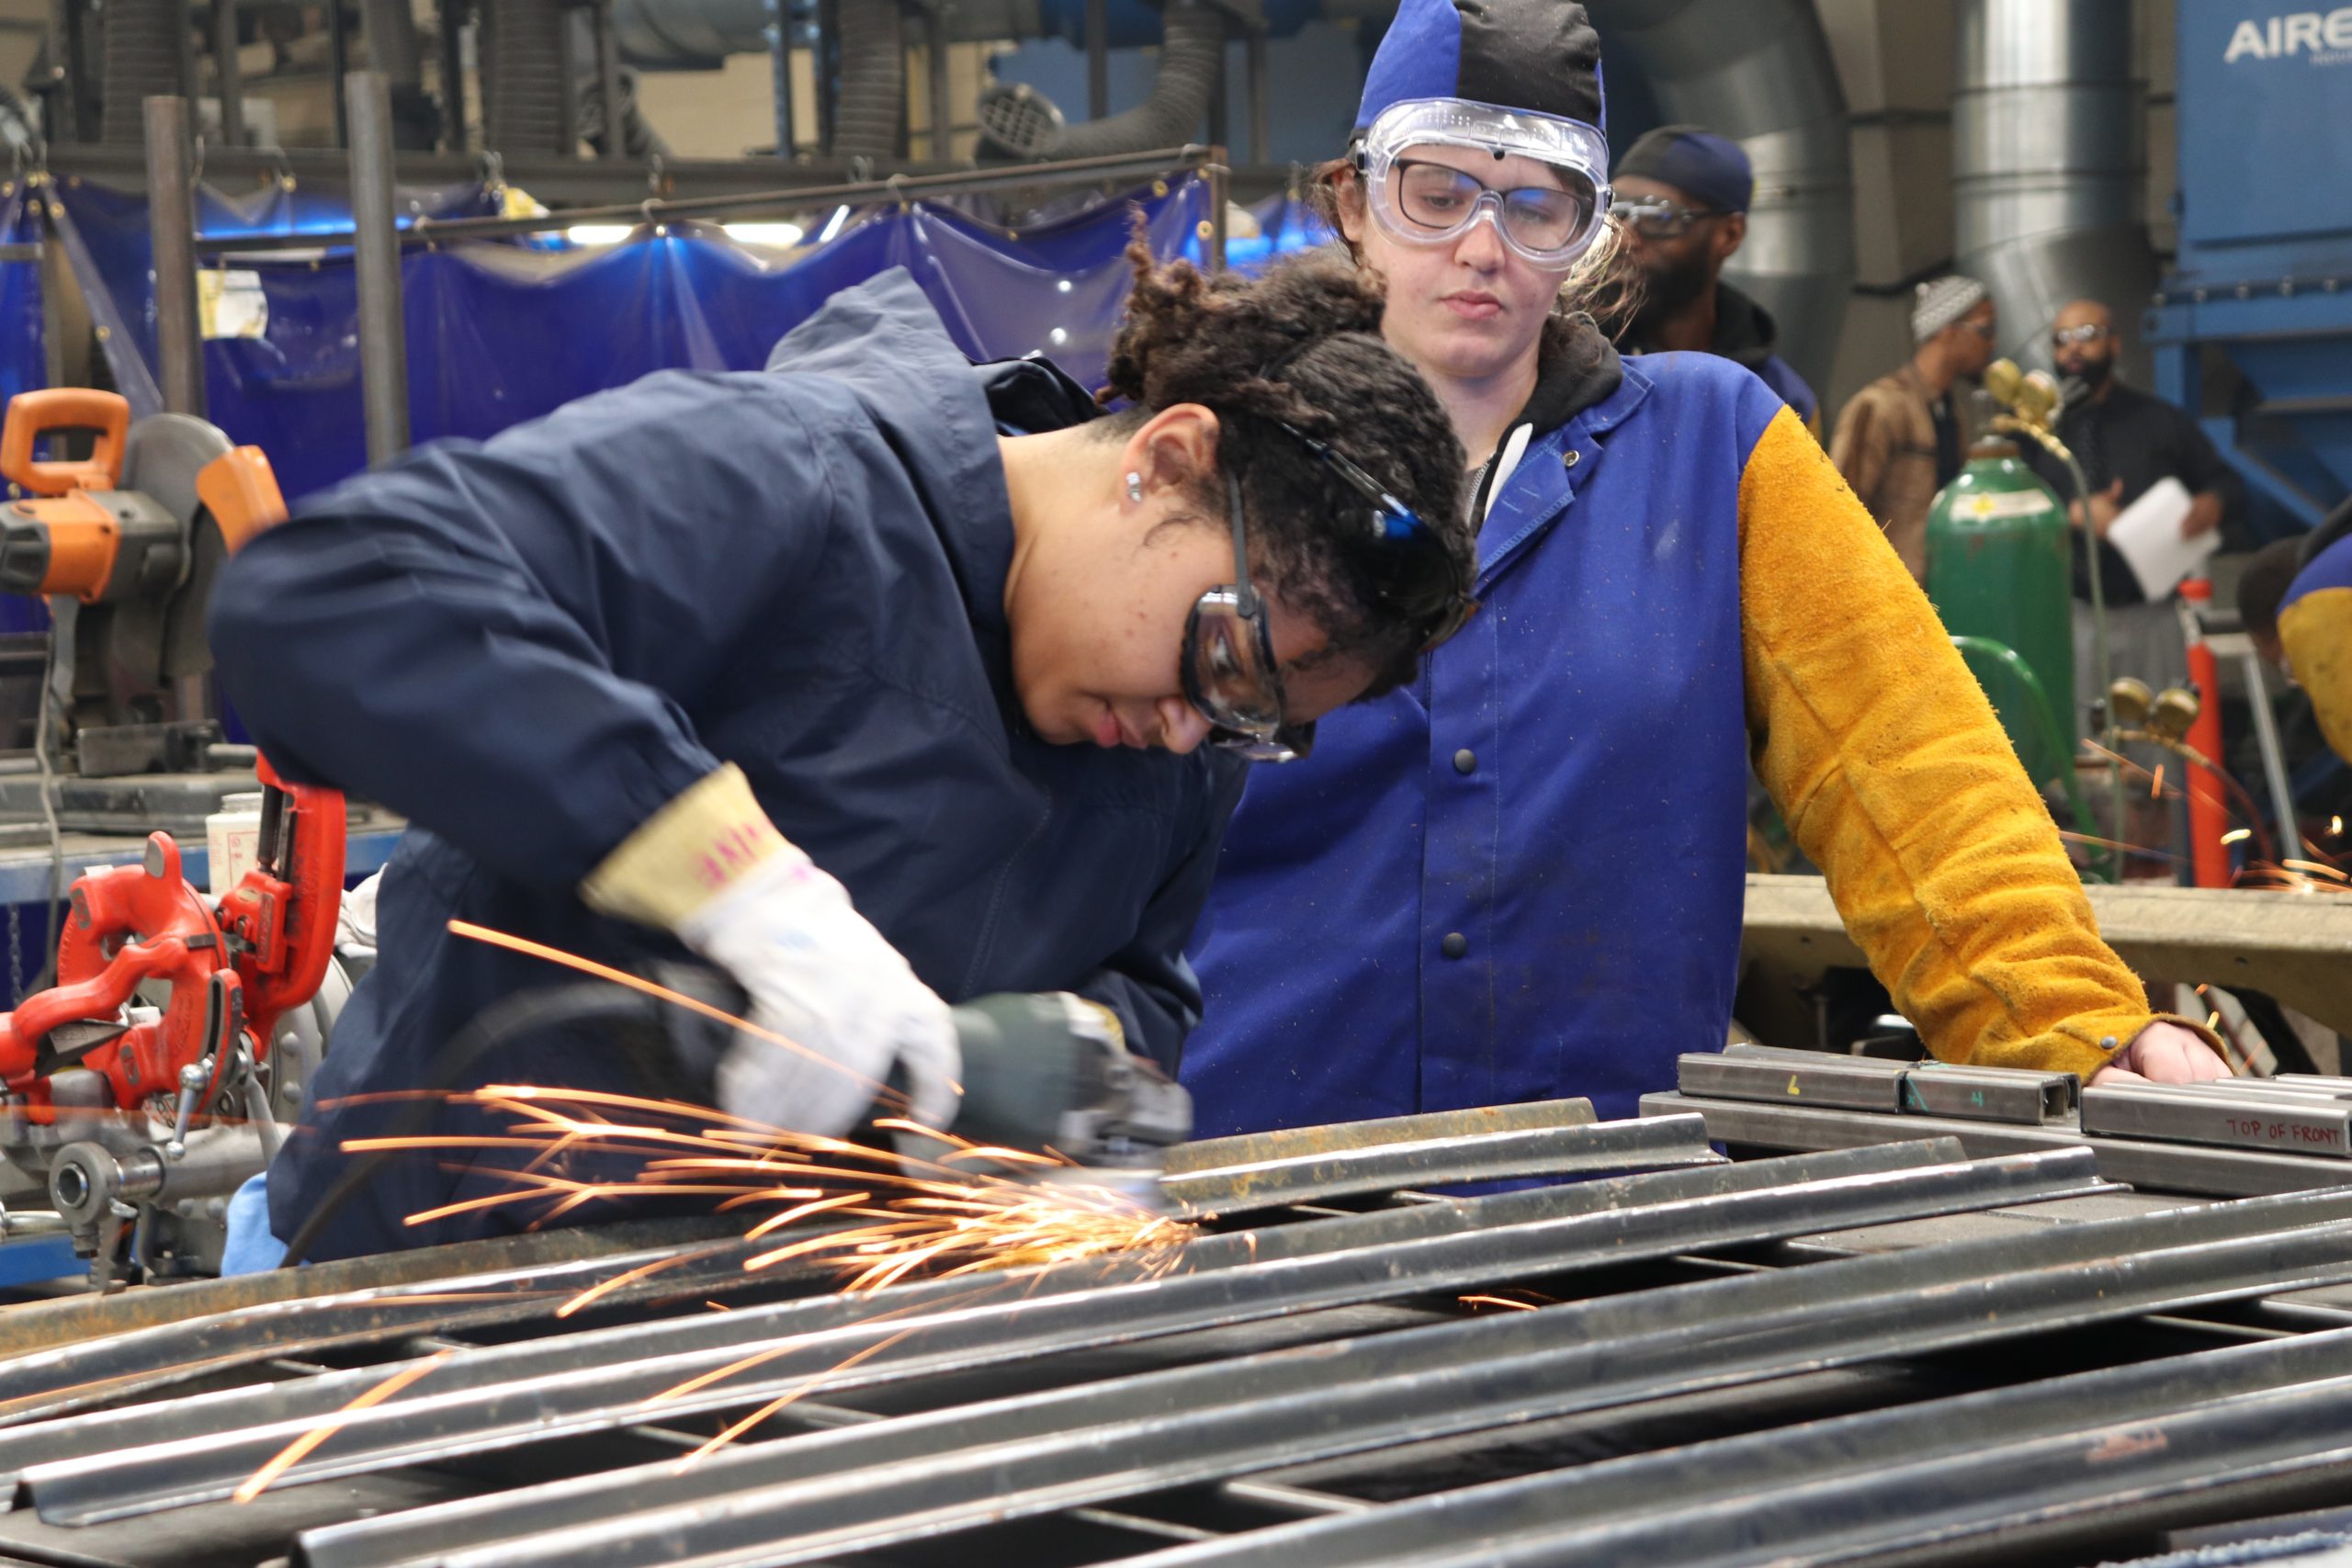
[5,1098,2352,1567]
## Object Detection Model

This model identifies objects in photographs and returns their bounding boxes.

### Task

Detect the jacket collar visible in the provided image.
[1475,355,1654,593]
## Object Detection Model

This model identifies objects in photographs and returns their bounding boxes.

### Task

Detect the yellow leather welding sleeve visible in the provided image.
[2280,588,2352,768]
[1736,407,2211,1078]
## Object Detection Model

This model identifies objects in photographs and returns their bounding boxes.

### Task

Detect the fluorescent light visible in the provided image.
[565,224,634,247]
[723,221,806,248]
[817,204,851,244]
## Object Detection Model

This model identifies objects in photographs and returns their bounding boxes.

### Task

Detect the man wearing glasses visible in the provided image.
[2020,299,2244,731]
[1609,124,1819,432]
[1827,275,1997,581]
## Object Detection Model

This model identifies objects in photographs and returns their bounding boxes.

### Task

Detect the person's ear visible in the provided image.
[1714,211,1746,265]
[1123,404,1222,507]
[1332,168,1367,249]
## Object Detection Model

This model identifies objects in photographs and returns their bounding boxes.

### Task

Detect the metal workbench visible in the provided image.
[7,1097,2352,1566]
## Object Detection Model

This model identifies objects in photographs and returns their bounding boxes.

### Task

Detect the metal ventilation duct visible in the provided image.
[1953,0,2156,378]
[1595,0,1857,399]
[98,0,187,144]
[484,0,574,155]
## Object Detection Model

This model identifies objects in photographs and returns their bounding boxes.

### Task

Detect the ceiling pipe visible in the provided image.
[1592,0,1857,399]
[1952,0,2155,379]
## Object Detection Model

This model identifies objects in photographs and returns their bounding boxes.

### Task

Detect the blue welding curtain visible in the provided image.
[0,183,48,637]
[54,174,1208,502]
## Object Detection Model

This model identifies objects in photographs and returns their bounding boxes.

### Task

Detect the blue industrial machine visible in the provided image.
[2146,0,2352,531]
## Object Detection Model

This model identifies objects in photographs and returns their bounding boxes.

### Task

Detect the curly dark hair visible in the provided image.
[1102,241,1473,697]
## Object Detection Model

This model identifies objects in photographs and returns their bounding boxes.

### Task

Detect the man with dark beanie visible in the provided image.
[1611,123,1818,430]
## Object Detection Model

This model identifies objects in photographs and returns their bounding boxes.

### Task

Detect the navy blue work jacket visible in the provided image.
[1184,354,1783,1131]
[210,271,1243,1259]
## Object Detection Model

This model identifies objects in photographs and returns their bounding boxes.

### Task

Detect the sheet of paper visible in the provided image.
[2103,475,2218,600]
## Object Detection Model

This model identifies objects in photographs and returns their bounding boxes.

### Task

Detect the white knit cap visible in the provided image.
[1913,275,1990,344]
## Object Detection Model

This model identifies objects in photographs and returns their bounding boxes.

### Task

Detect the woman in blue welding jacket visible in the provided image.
[206,249,1475,1263]
[1181,0,2229,1138]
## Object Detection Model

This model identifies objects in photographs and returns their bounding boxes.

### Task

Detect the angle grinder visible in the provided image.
[918,990,1193,1211]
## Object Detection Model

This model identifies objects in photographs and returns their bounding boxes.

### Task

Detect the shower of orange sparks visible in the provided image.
[220,921,1204,1501]
[230,1086,1194,1506]
[232,1352,453,1504]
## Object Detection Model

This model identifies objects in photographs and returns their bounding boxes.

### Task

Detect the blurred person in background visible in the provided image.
[2023,299,2245,735]
[1608,124,1818,431]
[1828,276,1997,581]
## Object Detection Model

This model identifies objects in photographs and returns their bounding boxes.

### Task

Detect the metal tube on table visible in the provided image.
[345,72,412,466]
[212,0,244,147]
[141,96,205,418]
[1164,1116,1722,1214]
[1710,1045,2080,1125]
[1898,1062,2077,1123]
[2081,1081,2352,1157]
[0,1136,1930,1430]
[1643,1088,2352,1197]
[1170,1098,1593,1172]
[1141,1329,2352,1568]
[284,1165,2352,1568]
[1681,1050,1908,1111]
[18,1149,2104,1527]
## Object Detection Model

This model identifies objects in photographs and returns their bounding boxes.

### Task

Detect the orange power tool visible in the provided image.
[0,441,344,1257]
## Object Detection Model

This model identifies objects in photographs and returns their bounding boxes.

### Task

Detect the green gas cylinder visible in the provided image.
[1926,435,2076,786]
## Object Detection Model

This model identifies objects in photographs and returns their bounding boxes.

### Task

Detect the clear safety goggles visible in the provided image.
[1182,429,1473,763]
[1354,97,1613,268]
[1184,470,1315,763]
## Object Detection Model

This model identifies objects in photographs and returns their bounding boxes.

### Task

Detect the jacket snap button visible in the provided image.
[1563,448,1580,468]
[1442,931,1468,959]
[1453,748,1476,774]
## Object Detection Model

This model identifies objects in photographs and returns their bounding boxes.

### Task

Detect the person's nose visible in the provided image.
[1158,701,1212,755]
[1452,207,1509,271]
[1157,698,1213,755]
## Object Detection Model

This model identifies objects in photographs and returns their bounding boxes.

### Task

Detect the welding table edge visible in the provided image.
[1641,1091,2352,1198]
[0,819,406,905]
[1741,872,2352,1038]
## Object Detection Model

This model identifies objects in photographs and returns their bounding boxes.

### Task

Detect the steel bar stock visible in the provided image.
[283,1169,2352,1568]
[1119,1327,2352,1568]
[17,1145,2098,1527]
[0,1114,1702,1427]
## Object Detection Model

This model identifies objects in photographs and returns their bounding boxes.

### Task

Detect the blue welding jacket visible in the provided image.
[210,270,1243,1261]
[1183,353,1781,1131]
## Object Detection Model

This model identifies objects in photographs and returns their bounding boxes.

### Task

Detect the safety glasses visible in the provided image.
[2052,323,2110,348]
[1356,97,1612,269]
[1614,194,1727,241]
[1183,471,1316,762]
[1182,429,1475,762]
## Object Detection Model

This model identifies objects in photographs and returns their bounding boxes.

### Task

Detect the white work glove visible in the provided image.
[582,764,962,1139]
